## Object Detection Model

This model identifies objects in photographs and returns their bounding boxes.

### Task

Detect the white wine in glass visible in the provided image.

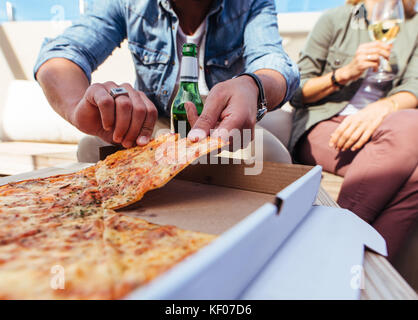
[369,19,402,43]
[368,0,405,82]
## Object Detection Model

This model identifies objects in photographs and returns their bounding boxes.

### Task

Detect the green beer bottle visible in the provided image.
[171,43,204,137]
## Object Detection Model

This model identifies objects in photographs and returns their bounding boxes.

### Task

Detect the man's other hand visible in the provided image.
[70,82,158,148]
[187,76,258,142]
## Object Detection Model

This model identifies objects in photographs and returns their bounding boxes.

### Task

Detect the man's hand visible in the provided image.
[336,41,392,84]
[70,82,158,148]
[329,100,396,152]
[186,76,258,142]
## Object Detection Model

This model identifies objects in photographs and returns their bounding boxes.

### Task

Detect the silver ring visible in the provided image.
[109,87,129,99]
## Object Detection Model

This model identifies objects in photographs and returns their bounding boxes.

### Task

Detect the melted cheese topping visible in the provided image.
[0,137,222,299]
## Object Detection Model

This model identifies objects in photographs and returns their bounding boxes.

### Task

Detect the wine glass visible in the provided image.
[368,0,405,82]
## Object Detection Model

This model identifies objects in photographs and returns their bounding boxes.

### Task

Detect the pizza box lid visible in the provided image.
[241,207,387,300]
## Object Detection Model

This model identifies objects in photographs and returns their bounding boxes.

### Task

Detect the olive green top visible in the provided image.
[289,4,418,153]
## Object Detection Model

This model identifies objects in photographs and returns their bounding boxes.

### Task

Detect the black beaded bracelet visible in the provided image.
[234,72,268,122]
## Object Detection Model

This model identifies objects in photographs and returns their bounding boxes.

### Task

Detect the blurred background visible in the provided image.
[0,0,416,176]
[0,0,414,179]
[0,0,391,181]
[0,0,350,160]
[0,0,346,22]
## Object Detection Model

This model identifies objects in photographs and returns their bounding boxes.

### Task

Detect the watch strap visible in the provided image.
[331,70,344,90]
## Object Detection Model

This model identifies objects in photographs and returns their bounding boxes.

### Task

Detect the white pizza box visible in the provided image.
[122,162,387,300]
[0,161,386,300]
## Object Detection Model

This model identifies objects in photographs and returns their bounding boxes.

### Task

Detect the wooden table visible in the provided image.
[1,164,417,300]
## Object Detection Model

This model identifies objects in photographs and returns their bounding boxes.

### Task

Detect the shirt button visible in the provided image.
[162,90,168,95]
[172,26,175,30]
[224,59,229,66]
[335,59,341,66]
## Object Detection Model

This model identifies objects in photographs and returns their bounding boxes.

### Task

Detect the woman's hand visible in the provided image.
[336,41,392,84]
[300,41,393,105]
[329,99,396,152]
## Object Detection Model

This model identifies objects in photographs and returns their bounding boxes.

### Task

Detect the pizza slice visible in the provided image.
[0,206,215,299]
[0,166,100,214]
[0,208,122,299]
[102,210,216,298]
[0,166,102,246]
[95,133,226,209]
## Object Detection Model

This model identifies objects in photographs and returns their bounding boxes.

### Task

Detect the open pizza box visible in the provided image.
[115,159,388,300]
[0,159,387,300]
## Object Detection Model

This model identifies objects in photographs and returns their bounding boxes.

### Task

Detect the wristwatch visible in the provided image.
[234,72,268,122]
[331,70,345,90]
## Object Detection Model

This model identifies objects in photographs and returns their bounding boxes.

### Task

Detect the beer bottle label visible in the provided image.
[180,56,198,83]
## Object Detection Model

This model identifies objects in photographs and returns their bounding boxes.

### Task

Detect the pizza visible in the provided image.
[0,168,114,299]
[0,167,101,246]
[0,134,225,299]
[0,209,216,299]
[103,210,216,297]
[95,133,226,209]
[0,210,116,299]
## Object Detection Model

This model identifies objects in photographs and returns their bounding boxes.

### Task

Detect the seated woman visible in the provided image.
[290,0,417,262]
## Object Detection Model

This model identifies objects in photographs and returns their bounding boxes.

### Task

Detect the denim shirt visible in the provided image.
[34,0,300,117]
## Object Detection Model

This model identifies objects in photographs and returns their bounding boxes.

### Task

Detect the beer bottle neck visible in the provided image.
[180,55,198,83]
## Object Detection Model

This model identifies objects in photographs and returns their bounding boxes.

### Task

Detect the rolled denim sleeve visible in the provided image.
[34,0,126,82]
[243,0,300,109]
